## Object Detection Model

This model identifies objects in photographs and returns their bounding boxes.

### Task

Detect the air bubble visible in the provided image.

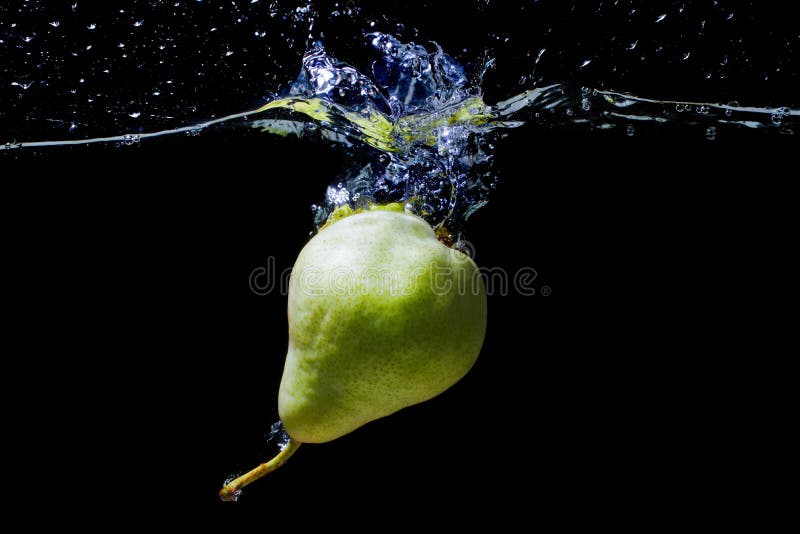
[121,134,140,146]
[770,107,790,125]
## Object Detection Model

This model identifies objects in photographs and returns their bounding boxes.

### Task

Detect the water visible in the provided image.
[3,30,796,233]
[3,3,797,232]
[3,1,796,511]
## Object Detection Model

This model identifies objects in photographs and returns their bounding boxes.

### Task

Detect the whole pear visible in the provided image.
[279,206,487,443]
[220,205,486,500]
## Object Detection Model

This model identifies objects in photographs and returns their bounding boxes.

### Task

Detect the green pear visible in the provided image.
[220,205,486,500]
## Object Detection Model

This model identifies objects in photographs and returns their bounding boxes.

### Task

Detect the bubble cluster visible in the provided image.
[269,35,499,231]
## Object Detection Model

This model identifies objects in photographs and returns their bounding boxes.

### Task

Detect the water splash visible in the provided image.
[247,36,797,229]
[266,420,291,451]
[249,35,504,230]
[3,32,798,231]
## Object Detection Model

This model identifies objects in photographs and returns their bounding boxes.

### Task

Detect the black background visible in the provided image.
[7,122,791,528]
[2,0,796,528]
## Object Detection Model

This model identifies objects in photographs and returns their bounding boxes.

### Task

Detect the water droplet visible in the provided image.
[578,59,592,69]
[626,124,635,137]
[87,23,96,30]
[49,21,60,28]
[133,20,144,27]
[655,14,667,23]
[681,52,691,61]
[627,40,638,51]
[705,126,717,141]
[10,81,34,90]
[128,112,141,118]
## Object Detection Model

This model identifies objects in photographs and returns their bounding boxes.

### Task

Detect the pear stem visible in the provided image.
[219,439,302,501]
